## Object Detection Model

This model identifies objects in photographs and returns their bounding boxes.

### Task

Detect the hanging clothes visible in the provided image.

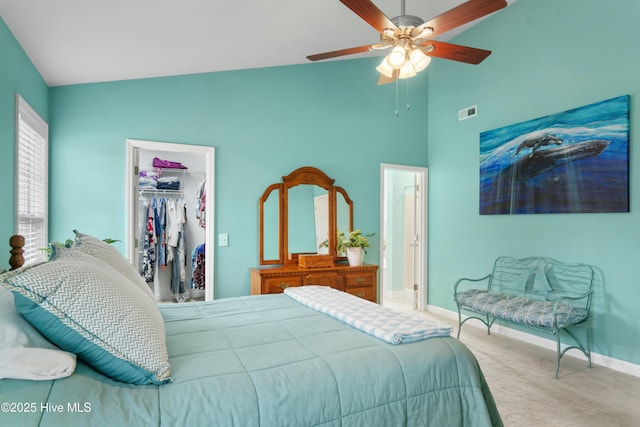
[165,198,189,301]
[195,179,206,229]
[191,244,206,291]
[140,200,156,282]
[192,180,207,293]
[138,189,199,302]
[157,198,167,270]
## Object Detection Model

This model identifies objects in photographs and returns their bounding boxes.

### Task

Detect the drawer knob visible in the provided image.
[279,283,290,290]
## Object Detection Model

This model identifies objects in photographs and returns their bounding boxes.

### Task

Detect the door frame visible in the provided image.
[125,139,216,301]
[379,163,428,311]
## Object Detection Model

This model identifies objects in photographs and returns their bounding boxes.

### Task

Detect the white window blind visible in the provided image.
[16,95,48,266]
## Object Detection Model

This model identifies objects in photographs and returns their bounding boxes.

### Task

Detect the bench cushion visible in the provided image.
[456,289,588,329]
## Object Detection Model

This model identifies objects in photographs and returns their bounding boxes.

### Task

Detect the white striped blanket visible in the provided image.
[284,286,452,344]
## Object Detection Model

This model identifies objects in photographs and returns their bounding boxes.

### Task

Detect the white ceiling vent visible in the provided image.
[458,105,478,121]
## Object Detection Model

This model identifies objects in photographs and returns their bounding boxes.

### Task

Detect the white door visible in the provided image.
[403,192,416,307]
[125,139,215,301]
[380,164,427,312]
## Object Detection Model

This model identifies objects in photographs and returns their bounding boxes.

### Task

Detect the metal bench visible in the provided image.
[454,256,594,378]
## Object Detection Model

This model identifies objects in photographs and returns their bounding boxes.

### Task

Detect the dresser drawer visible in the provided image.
[264,276,303,293]
[250,265,377,300]
[303,272,344,290]
[343,272,375,289]
[345,287,376,302]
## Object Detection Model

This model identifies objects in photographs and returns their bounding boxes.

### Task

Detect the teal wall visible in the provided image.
[428,0,640,365]
[47,60,428,298]
[0,17,49,251]
[3,0,640,367]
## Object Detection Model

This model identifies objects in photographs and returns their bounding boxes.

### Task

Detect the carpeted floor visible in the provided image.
[424,311,640,426]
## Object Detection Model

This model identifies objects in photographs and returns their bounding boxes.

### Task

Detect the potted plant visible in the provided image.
[336,229,373,266]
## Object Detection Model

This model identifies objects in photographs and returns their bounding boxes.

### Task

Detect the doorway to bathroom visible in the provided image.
[380,164,428,312]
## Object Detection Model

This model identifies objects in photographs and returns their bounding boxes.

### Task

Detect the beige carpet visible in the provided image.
[423,312,640,426]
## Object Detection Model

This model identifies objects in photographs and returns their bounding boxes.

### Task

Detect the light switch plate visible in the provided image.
[218,233,229,247]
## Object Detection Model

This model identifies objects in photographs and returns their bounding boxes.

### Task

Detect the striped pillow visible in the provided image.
[72,230,155,301]
[0,252,171,385]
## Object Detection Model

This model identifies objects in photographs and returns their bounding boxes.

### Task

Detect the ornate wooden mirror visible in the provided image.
[259,166,353,265]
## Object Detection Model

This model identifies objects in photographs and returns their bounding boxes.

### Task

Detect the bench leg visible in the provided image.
[456,304,493,339]
[554,330,562,379]
[586,320,592,369]
[554,322,592,378]
[456,305,463,339]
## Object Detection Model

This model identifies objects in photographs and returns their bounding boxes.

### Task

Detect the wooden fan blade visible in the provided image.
[422,40,492,64]
[307,45,372,61]
[340,0,397,33]
[421,0,507,38]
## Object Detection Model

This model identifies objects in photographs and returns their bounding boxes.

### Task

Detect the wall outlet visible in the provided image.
[218,233,229,247]
[458,105,478,121]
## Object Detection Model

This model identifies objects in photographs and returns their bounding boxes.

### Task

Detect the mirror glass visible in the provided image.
[287,185,329,254]
[336,188,352,257]
[262,186,281,262]
[336,190,350,236]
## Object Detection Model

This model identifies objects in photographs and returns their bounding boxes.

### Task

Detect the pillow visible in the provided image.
[514,267,536,292]
[72,230,155,300]
[544,265,560,290]
[0,253,171,385]
[0,287,77,380]
[0,347,76,380]
[0,286,55,350]
[532,262,554,294]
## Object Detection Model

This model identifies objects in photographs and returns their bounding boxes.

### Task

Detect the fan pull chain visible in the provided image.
[393,78,411,116]
[405,79,410,111]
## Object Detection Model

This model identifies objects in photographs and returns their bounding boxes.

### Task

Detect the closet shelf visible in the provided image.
[139,188,184,195]
[138,167,205,175]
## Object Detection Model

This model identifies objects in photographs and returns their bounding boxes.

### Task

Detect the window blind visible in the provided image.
[16,95,49,266]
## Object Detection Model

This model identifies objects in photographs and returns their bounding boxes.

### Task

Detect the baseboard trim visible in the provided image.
[426,304,640,378]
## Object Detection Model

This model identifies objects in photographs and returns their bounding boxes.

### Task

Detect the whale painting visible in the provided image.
[480,95,629,214]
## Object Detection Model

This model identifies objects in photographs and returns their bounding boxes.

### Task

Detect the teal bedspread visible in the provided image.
[0,294,502,426]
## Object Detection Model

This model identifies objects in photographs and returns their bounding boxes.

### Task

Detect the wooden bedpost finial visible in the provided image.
[9,235,25,271]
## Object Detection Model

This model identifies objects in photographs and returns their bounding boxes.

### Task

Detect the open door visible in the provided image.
[380,164,428,312]
[126,139,215,301]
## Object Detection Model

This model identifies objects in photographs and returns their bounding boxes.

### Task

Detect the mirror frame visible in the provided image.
[258,183,284,265]
[258,166,354,265]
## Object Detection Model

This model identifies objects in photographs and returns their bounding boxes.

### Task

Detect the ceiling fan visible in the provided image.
[307,0,508,84]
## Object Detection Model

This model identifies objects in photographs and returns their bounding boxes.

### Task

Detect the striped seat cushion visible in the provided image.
[456,289,588,329]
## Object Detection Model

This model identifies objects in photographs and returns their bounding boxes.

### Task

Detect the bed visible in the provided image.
[1,233,502,426]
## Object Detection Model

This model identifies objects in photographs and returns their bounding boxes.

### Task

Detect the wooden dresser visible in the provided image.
[250,264,378,303]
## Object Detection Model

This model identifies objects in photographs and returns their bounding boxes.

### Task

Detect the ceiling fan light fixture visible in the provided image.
[398,62,416,79]
[376,58,395,78]
[415,26,434,39]
[386,45,407,69]
[409,48,431,73]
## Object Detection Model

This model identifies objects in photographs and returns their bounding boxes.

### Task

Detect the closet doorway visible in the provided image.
[125,139,215,302]
[380,164,428,312]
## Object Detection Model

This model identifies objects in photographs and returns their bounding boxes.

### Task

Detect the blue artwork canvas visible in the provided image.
[479,95,630,214]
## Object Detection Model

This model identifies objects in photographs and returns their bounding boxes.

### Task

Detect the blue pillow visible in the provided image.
[0,252,171,385]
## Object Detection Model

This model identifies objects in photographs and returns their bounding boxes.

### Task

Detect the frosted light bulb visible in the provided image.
[386,46,407,69]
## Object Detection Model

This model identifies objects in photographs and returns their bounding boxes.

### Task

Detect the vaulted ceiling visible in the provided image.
[0,0,516,86]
